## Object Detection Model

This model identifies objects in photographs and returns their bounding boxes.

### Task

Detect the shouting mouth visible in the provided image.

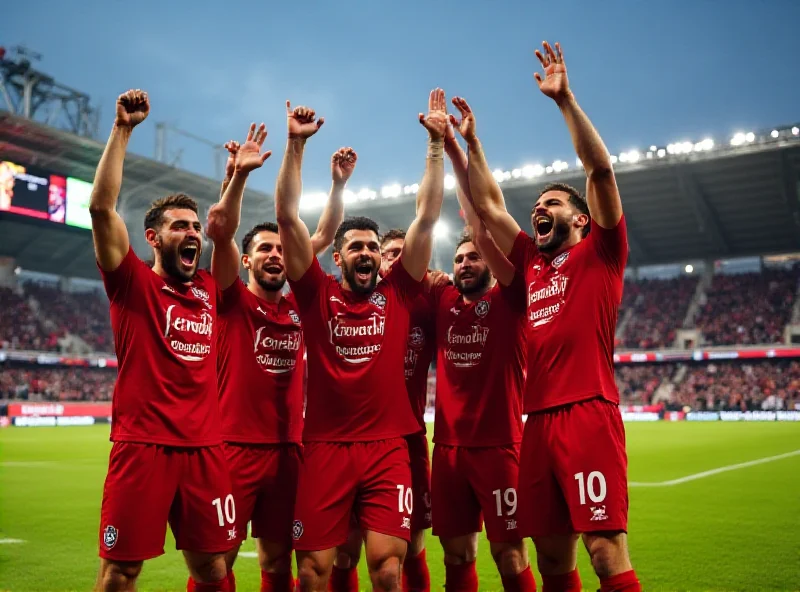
[263,263,284,275]
[355,261,374,283]
[534,214,554,240]
[180,242,199,267]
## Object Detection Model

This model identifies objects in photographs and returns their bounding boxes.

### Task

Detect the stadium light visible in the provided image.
[650,145,657,152]
[357,188,377,202]
[657,148,666,158]
[771,130,780,139]
[685,264,694,274]
[343,189,357,203]
[299,192,328,211]
[444,174,456,190]
[512,168,522,179]
[730,132,746,146]
[14,266,21,275]
[380,184,402,199]
[493,168,505,183]
[610,155,618,164]
[792,127,799,136]
[545,165,554,174]
[745,132,755,143]
[575,157,583,168]
[434,220,449,240]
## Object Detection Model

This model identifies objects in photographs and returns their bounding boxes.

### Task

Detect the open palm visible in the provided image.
[534,41,571,102]
[235,123,271,174]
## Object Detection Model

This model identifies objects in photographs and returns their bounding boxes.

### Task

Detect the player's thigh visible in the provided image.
[182,550,227,583]
[431,445,482,539]
[257,537,293,573]
[582,530,633,578]
[517,414,573,539]
[440,533,479,564]
[99,443,177,562]
[294,442,358,551]
[252,444,301,546]
[406,433,432,532]
[467,444,524,543]
[296,547,337,588]
[356,439,413,542]
[171,446,237,554]
[532,534,581,576]
[334,521,364,568]
[552,399,629,534]
[222,443,262,544]
[363,529,408,590]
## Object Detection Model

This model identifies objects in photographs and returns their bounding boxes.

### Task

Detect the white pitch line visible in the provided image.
[630,449,800,487]
[0,538,26,544]
[238,551,258,558]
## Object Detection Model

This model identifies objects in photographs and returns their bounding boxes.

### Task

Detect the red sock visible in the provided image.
[402,549,431,592]
[600,570,641,592]
[541,569,581,592]
[228,570,236,592]
[188,578,196,592]
[444,561,478,592]
[261,570,294,592]
[192,577,230,592]
[500,566,537,592]
[328,565,359,592]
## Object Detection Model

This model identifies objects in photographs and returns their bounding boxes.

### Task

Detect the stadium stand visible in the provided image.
[0,365,115,401]
[619,276,699,349]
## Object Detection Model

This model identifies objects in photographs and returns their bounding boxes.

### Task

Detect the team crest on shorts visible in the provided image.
[409,326,425,347]
[289,310,301,325]
[102,525,118,549]
[552,252,570,269]
[369,292,387,309]
[590,505,608,521]
[292,520,304,540]
[475,299,490,318]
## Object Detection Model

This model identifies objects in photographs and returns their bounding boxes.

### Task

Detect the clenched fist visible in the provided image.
[332,147,358,185]
[286,101,324,139]
[115,89,149,129]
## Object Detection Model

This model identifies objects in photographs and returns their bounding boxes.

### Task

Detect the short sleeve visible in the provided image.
[508,231,536,273]
[98,247,141,305]
[219,277,247,314]
[426,274,453,307]
[287,257,328,313]
[383,257,424,307]
[499,270,527,313]
[589,215,628,276]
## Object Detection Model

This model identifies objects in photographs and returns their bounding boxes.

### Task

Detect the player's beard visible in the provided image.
[253,264,286,293]
[159,237,200,282]
[342,256,379,295]
[455,266,491,296]
[536,214,572,254]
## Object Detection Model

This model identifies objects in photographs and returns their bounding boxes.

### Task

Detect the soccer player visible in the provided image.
[424,125,536,592]
[451,42,641,592]
[203,121,357,592]
[274,90,448,592]
[90,89,235,592]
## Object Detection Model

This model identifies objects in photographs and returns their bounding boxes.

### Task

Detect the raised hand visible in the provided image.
[332,147,358,185]
[234,123,272,174]
[534,41,570,103]
[449,97,477,142]
[419,88,448,141]
[115,89,149,129]
[286,101,324,139]
[223,140,240,179]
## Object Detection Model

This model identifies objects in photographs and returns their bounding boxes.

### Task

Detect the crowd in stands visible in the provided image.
[695,268,799,346]
[618,277,699,349]
[615,363,677,404]
[0,366,116,401]
[0,287,62,352]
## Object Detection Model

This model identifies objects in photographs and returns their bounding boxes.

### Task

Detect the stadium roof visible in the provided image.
[2,111,800,279]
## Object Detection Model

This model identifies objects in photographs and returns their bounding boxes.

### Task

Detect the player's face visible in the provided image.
[531,190,579,253]
[151,208,203,282]
[380,238,404,276]
[453,241,491,295]
[246,230,286,292]
[337,229,381,294]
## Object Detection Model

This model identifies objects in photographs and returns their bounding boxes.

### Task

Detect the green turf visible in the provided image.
[1,422,799,591]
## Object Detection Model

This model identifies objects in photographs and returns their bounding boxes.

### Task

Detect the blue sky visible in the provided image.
[3,0,799,195]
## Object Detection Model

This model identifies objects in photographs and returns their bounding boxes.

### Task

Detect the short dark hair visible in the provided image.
[144,193,198,231]
[242,222,279,255]
[334,216,380,253]
[380,228,406,248]
[537,182,591,238]
[456,228,474,249]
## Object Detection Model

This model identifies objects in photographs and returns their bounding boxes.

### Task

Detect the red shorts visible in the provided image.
[517,397,629,538]
[293,439,412,551]
[406,433,432,531]
[98,443,235,561]
[431,444,522,543]
[223,443,301,545]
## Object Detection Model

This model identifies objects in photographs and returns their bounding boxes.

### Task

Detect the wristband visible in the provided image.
[427,139,445,160]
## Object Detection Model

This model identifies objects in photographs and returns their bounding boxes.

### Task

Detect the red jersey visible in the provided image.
[99,248,221,446]
[508,217,628,413]
[404,294,436,431]
[431,278,527,447]
[289,257,422,442]
[217,279,304,444]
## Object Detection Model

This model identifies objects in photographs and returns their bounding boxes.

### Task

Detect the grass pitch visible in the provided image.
[1,422,799,591]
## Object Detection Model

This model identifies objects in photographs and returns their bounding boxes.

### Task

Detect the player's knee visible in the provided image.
[442,535,479,564]
[533,536,578,575]
[371,555,402,592]
[259,546,292,573]
[585,533,629,579]
[408,530,426,556]
[102,560,142,591]
[491,542,528,576]
[334,548,360,568]
[185,552,227,583]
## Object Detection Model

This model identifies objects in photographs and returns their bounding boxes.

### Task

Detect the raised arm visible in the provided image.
[445,127,515,286]
[450,97,521,256]
[401,89,447,282]
[208,124,272,290]
[89,90,149,271]
[534,41,621,229]
[219,140,240,198]
[310,147,357,256]
[274,101,324,281]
